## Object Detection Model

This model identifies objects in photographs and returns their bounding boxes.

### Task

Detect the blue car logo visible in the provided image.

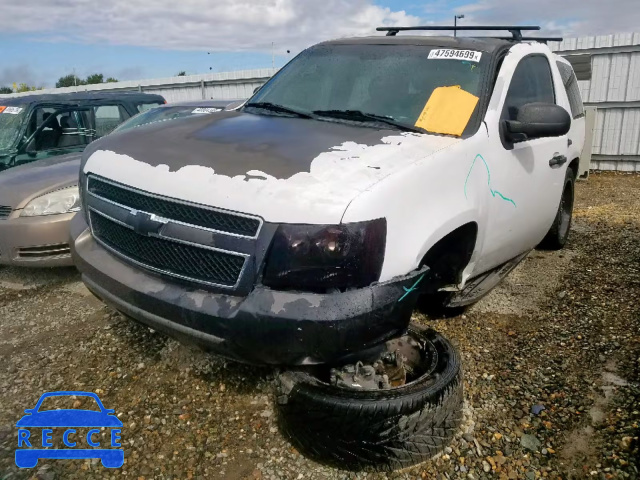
[15,391,123,468]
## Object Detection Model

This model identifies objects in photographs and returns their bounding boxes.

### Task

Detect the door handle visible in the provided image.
[549,154,567,167]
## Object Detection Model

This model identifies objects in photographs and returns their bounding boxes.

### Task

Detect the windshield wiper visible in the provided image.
[312,109,424,133]
[244,102,314,119]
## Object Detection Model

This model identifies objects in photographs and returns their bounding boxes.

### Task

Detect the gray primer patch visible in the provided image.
[271,295,289,315]
[187,292,208,309]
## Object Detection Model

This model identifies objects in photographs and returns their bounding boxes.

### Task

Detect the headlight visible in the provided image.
[20,186,81,217]
[262,218,386,292]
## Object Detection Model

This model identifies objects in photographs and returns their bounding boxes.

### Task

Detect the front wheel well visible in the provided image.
[420,222,478,288]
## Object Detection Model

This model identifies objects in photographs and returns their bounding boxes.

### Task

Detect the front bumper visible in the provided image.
[70,214,426,365]
[0,211,76,267]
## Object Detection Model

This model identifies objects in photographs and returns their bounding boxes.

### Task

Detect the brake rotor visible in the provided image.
[329,333,427,390]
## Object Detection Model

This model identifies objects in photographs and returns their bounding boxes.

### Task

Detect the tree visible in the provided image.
[86,73,104,84]
[106,77,118,83]
[176,71,186,76]
[16,83,39,93]
[56,74,86,88]
[0,86,12,94]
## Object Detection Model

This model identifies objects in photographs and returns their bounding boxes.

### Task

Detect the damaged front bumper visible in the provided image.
[70,214,427,365]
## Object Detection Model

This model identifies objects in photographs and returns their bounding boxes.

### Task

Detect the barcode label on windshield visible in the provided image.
[1,107,23,114]
[192,107,222,114]
[428,49,482,62]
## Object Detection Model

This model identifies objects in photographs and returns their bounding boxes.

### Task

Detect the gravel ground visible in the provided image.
[1,171,638,480]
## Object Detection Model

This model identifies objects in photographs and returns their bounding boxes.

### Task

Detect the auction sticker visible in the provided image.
[192,107,221,114]
[428,49,482,62]
[1,106,23,114]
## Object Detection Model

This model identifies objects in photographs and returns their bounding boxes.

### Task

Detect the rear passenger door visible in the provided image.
[556,60,586,169]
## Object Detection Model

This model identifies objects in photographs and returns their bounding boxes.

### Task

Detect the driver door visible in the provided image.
[14,106,92,165]
[477,53,570,272]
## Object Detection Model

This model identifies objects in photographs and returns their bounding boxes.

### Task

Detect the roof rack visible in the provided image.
[488,36,563,43]
[376,25,545,41]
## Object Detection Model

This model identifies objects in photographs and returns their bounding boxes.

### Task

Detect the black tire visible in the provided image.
[275,326,463,471]
[537,168,575,250]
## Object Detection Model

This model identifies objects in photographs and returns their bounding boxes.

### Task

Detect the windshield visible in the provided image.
[0,105,27,151]
[114,105,224,133]
[248,44,488,135]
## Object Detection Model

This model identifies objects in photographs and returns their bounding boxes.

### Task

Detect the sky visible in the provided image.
[1,0,638,88]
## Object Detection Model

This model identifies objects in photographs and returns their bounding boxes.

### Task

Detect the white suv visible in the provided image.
[70,27,585,366]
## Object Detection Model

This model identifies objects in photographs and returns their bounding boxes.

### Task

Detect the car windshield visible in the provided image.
[0,105,28,151]
[37,395,101,412]
[247,44,489,135]
[114,105,224,133]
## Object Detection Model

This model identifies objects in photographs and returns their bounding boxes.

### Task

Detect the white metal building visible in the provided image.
[550,33,640,172]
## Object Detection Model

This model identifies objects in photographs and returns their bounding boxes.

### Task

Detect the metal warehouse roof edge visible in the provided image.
[548,32,640,53]
[0,67,280,99]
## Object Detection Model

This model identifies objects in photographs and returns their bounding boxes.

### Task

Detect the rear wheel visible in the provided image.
[537,168,575,250]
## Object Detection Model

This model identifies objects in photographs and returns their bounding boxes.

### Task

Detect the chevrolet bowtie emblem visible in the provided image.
[127,210,167,237]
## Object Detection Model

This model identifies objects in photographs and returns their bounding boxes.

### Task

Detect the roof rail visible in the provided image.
[376,25,541,41]
[491,36,564,44]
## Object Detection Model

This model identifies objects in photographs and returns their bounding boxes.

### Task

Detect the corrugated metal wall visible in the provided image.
[551,33,640,172]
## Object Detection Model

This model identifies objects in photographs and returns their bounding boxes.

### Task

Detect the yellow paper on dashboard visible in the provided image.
[415,86,479,136]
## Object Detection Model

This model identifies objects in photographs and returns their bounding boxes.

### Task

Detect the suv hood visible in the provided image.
[0,153,81,210]
[83,111,460,224]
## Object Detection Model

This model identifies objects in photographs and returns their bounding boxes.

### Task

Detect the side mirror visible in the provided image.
[504,103,571,143]
[253,85,262,95]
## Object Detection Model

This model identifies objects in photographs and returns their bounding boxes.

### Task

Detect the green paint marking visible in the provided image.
[464,154,517,207]
[398,274,425,302]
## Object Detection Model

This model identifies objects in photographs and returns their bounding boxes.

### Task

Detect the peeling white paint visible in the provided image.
[83,133,459,224]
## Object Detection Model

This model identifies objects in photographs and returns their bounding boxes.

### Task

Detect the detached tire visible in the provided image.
[275,326,463,471]
[538,168,575,250]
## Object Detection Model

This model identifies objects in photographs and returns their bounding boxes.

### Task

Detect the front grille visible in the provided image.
[18,243,71,258]
[90,211,245,287]
[0,206,11,219]
[88,177,260,237]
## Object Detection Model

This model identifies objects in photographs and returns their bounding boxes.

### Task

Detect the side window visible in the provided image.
[93,105,127,137]
[556,61,585,119]
[137,102,163,113]
[29,108,91,151]
[502,56,555,121]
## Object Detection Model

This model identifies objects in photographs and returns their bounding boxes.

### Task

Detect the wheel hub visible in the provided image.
[329,332,434,390]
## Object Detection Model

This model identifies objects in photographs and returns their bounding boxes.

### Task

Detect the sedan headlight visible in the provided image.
[21,186,81,217]
[262,218,386,292]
